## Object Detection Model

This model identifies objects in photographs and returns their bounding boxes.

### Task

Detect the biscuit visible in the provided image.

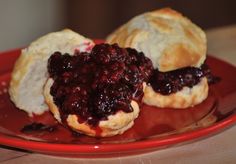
[106,8,206,72]
[44,78,140,137]
[9,29,94,116]
[143,77,209,108]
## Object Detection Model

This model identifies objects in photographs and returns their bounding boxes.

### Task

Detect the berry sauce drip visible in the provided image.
[47,43,153,127]
[149,64,219,95]
[21,123,56,133]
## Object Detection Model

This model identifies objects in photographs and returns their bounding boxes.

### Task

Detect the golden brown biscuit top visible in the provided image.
[106,8,207,72]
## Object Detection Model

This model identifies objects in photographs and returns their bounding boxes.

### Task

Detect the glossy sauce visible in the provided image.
[149,64,219,95]
[47,43,153,127]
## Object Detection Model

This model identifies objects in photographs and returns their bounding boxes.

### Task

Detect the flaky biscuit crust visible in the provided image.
[106,8,206,72]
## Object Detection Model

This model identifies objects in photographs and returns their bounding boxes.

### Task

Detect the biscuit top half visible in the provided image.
[106,8,207,72]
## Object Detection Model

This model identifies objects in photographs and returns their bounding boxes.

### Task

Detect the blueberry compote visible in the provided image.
[149,64,218,95]
[47,43,153,127]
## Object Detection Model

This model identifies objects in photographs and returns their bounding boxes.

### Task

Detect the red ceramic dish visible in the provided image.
[0,47,236,157]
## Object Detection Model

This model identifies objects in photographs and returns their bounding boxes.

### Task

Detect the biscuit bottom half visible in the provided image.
[143,77,209,109]
[44,78,140,137]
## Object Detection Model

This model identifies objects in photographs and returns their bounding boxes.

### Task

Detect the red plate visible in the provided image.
[0,48,236,157]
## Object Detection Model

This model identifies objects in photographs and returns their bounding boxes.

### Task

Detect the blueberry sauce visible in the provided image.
[47,43,153,127]
[149,64,219,95]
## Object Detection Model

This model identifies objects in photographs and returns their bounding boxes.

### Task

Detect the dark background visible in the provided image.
[66,0,236,38]
[1,0,236,51]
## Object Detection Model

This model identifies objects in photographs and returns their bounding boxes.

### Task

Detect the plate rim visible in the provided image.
[0,114,235,154]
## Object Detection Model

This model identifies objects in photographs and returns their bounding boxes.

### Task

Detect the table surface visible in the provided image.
[1,25,236,164]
